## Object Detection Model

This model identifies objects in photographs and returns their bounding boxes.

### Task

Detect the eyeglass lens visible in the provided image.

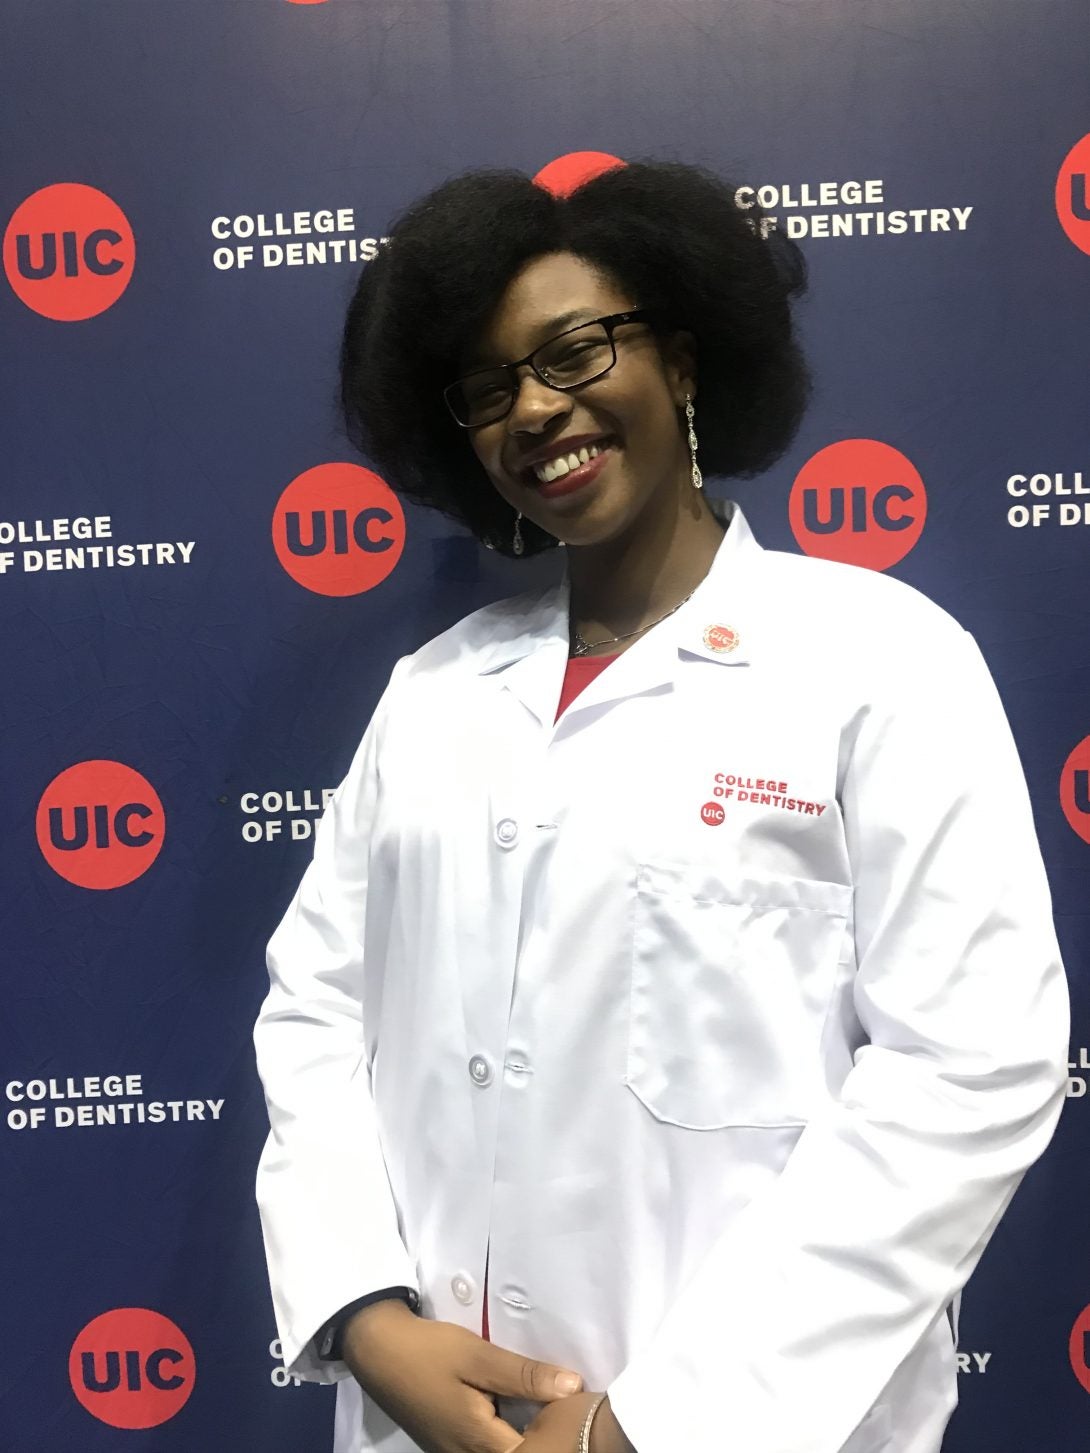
[451,322,616,427]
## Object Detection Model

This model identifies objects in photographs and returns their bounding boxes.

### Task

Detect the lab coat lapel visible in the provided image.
[558,499,760,721]
[481,500,763,726]
[672,499,758,670]
[556,627,680,720]
[482,581,571,728]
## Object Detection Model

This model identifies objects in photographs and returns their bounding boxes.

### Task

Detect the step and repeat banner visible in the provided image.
[1,2,1087,1449]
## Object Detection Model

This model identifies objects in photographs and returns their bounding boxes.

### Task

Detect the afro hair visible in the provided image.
[341,159,809,557]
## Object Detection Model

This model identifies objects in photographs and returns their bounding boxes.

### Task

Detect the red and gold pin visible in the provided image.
[702,623,740,654]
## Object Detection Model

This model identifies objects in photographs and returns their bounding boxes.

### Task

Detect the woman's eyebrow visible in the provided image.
[541,308,594,335]
[464,309,595,368]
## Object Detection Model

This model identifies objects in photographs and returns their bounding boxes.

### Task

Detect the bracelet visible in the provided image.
[578,1393,608,1453]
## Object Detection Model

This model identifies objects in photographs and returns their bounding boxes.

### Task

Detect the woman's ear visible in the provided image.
[662,328,697,405]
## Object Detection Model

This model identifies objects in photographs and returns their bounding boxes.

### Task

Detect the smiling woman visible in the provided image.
[255,157,1068,1453]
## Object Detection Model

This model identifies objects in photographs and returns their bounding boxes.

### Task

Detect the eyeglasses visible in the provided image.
[444,309,652,428]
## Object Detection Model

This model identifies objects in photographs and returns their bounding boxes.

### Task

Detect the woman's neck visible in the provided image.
[567,486,726,653]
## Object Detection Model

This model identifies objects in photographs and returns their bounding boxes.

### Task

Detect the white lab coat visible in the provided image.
[254,501,1068,1453]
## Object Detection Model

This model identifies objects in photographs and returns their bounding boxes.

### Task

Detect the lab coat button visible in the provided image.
[451,1273,476,1304]
[495,818,519,846]
[468,1055,493,1087]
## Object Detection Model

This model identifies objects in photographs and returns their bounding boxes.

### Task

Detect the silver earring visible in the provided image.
[685,394,703,490]
[513,512,524,556]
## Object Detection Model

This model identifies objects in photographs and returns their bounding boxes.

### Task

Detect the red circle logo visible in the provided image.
[36,761,165,889]
[1060,735,1090,845]
[1056,133,1090,256]
[69,1308,195,1428]
[700,801,726,827]
[272,462,405,596]
[534,152,626,198]
[1070,1303,1090,1394]
[789,438,927,571]
[3,184,135,321]
[703,624,740,654]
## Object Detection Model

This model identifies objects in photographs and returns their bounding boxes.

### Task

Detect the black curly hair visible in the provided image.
[341,159,809,558]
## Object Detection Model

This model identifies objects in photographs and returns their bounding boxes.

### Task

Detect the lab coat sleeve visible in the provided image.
[607,624,1069,1453]
[254,661,419,1383]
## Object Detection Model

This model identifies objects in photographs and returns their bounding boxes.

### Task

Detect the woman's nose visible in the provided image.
[506,365,571,432]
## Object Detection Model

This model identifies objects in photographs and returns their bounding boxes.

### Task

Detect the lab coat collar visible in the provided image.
[480,498,759,726]
[671,499,757,668]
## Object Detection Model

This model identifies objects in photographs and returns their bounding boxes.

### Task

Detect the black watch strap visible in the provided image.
[318,1287,421,1360]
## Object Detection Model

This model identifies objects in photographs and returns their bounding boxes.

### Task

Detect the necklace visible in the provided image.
[571,586,697,657]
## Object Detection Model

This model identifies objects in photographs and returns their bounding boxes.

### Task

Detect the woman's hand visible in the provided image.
[517,1393,636,1452]
[341,1298,585,1453]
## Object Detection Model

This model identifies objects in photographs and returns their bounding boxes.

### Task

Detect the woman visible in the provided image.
[254,161,1068,1453]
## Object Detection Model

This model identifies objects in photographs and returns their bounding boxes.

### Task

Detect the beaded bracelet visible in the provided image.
[578,1393,608,1453]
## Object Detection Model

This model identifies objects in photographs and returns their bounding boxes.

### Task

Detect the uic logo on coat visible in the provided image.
[789,438,927,572]
[36,760,164,889]
[3,183,135,320]
[272,462,405,595]
[69,1308,195,1428]
[703,623,740,654]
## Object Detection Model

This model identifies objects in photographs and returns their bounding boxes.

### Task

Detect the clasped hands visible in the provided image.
[342,1298,636,1453]
[514,1389,634,1452]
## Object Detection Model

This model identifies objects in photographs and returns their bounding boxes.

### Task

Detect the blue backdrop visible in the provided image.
[2,1,1088,1447]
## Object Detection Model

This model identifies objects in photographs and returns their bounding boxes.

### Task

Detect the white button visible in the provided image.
[495,817,519,846]
[468,1055,493,1087]
[451,1273,476,1305]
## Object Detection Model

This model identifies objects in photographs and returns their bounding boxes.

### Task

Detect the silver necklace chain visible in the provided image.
[571,586,697,658]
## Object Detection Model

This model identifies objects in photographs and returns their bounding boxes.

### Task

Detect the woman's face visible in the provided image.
[459,251,696,549]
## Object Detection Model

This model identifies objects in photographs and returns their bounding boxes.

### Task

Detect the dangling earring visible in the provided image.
[685,394,703,490]
[513,512,524,556]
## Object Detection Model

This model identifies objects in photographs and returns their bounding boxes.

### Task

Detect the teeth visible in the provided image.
[533,441,604,484]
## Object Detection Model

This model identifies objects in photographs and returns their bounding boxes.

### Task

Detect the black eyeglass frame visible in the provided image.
[443,308,653,428]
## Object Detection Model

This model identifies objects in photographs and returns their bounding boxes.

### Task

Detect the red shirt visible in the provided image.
[554,651,620,722]
[483,651,619,1341]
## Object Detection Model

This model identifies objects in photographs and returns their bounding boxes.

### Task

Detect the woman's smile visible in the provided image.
[533,439,617,500]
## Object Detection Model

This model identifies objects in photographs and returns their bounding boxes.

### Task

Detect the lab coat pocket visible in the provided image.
[626,864,853,1129]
